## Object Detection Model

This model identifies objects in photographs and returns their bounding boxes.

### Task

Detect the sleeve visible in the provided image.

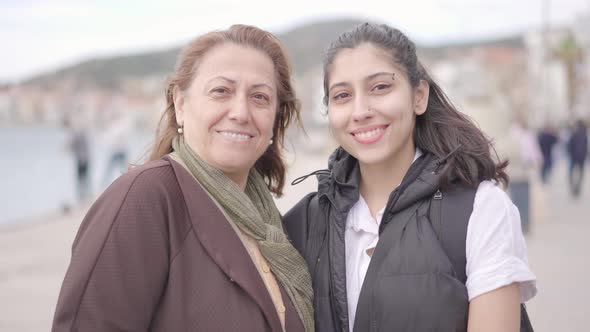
[52,170,171,331]
[465,181,537,303]
[282,192,317,256]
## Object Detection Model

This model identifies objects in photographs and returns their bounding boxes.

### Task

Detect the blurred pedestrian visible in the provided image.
[537,123,559,184]
[567,120,588,198]
[64,117,91,203]
[504,118,541,233]
[101,110,132,185]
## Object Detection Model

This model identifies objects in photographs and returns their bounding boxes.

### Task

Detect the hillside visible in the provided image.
[23,19,523,90]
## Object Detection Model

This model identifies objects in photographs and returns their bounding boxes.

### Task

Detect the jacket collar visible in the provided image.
[165,155,283,332]
[317,147,441,214]
[316,147,361,215]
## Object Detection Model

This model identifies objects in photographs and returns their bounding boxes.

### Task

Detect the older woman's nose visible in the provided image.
[227,94,250,123]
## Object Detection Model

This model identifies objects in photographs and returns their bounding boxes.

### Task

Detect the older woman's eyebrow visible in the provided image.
[206,76,237,86]
[205,76,274,92]
[251,83,274,92]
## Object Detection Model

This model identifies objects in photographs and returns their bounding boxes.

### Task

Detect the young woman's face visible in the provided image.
[174,43,278,181]
[326,43,428,167]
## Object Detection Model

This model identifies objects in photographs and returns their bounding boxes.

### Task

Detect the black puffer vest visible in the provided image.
[284,148,469,332]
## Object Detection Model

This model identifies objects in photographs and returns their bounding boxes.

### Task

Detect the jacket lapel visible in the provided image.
[166,156,282,331]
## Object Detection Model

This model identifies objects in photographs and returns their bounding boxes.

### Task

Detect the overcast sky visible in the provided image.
[1,0,588,82]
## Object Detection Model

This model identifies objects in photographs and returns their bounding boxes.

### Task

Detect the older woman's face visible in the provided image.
[174,43,278,186]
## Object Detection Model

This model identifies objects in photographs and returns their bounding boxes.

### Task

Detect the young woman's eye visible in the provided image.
[333,92,350,100]
[372,83,391,92]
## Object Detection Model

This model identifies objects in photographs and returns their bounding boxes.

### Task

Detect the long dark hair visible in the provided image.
[323,23,509,188]
[148,25,301,196]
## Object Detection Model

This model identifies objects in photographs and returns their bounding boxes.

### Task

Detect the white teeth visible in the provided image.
[355,128,383,139]
[220,131,251,141]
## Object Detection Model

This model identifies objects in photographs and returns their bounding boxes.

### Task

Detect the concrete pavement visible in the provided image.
[525,161,590,331]
[0,153,587,331]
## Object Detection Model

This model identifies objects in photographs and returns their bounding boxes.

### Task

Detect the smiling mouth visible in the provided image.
[217,130,254,141]
[353,127,384,139]
[350,125,388,144]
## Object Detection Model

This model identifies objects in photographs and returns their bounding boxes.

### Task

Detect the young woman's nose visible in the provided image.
[352,95,373,121]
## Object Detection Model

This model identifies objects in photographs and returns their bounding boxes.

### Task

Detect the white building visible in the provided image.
[572,10,590,119]
[524,29,571,126]
[430,55,514,142]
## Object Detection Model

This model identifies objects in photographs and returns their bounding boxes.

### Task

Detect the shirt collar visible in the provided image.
[413,147,423,163]
[347,195,382,233]
[346,147,423,232]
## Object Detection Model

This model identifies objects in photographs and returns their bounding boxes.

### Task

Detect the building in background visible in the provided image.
[572,9,590,120]
[4,19,589,151]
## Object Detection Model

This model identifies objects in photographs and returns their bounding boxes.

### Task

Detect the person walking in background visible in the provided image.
[504,117,542,234]
[64,117,91,203]
[52,25,312,331]
[567,119,588,198]
[537,123,559,184]
[100,110,132,186]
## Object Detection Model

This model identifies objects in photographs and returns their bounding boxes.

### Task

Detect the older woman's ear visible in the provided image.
[173,86,185,126]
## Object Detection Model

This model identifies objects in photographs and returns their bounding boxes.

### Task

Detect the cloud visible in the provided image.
[0,0,98,21]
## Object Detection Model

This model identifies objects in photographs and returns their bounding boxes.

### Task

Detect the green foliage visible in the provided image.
[555,32,583,60]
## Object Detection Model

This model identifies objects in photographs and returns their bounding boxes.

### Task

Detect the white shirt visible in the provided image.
[344,152,537,330]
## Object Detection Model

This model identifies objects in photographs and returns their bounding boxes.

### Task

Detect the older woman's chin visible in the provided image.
[206,152,259,175]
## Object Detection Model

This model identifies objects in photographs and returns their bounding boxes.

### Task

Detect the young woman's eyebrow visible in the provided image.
[365,72,395,81]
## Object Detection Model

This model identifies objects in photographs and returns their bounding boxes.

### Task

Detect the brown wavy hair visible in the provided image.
[148,24,301,196]
[323,23,509,188]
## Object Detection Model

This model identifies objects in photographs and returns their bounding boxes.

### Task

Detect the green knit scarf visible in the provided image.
[172,136,314,332]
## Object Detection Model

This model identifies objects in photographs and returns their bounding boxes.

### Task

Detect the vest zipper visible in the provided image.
[434,189,443,200]
[432,190,443,242]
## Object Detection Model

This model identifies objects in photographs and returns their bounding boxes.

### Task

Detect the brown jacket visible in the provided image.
[52,156,304,332]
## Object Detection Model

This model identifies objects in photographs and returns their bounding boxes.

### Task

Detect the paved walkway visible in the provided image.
[524,162,590,331]
[0,154,587,331]
[0,209,85,332]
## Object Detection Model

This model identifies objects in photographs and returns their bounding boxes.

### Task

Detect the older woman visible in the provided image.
[52,25,313,332]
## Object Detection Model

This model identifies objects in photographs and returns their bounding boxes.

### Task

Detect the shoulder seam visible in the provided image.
[169,227,193,265]
[70,164,168,329]
[164,161,195,266]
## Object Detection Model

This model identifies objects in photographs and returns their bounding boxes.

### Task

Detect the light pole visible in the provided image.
[541,0,551,126]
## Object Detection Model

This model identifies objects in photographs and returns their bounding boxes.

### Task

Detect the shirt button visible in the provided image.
[277,304,286,313]
[262,264,270,273]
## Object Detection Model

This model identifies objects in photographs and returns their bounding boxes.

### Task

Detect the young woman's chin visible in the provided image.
[351,149,395,167]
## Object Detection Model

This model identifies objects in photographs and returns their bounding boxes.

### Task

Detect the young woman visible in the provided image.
[53,25,313,332]
[284,23,536,332]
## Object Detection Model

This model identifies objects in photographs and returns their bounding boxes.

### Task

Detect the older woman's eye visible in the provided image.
[251,93,271,105]
[252,93,269,101]
[211,87,230,95]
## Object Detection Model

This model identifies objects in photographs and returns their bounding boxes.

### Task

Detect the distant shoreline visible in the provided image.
[0,204,88,232]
